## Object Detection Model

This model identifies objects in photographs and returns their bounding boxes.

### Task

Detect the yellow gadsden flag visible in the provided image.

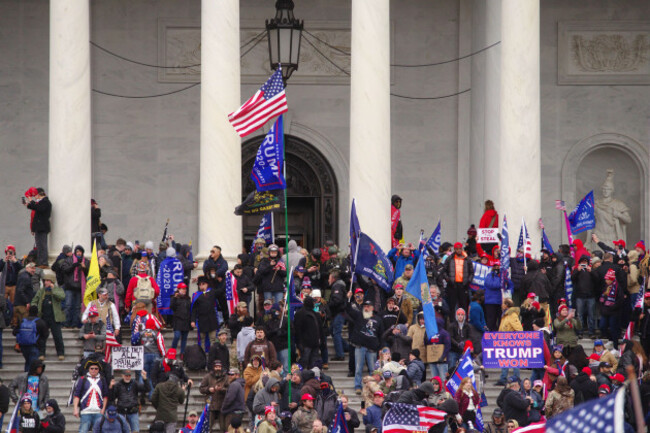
[83,240,101,307]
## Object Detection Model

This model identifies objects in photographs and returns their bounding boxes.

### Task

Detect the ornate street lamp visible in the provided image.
[266,0,303,84]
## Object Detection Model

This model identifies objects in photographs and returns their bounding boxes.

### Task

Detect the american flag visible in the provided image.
[194,403,211,433]
[513,386,625,433]
[228,68,288,137]
[555,200,566,211]
[517,218,532,259]
[382,403,446,433]
[104,321,122,363]
[225,271,239,316]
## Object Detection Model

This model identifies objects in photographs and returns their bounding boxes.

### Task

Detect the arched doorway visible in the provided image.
[241,135,338,249]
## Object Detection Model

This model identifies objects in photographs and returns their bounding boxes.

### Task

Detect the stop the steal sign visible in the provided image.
[482,331,545,368]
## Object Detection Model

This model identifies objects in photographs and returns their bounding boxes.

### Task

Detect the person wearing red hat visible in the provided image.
[598,268,625,350]
[443,242,474,312]
[292,393,317,433]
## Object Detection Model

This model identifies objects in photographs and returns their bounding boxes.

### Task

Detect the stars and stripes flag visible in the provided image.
[104,321,122,363]
[513,386,625,433]
[225,271,239,316]
[382,403,446,433]
[228,68,288,137]
[517,218,533,259]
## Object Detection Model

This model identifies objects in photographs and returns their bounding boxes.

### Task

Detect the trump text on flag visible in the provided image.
[481,331,545,369]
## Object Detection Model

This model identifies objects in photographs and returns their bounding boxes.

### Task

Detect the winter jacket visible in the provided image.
[444,255,474,285]
[553,317,581,347]
[26,197,51,233]
[170,294,191,332]
[151,379,185,423]
[406,358,425,386]
[110,379,148,414]
[199,370,229,410]
[10,360,49,408]
[40,399,65,433]
[254,258,286,293]
[499,307,522,332]
[346,301,383,351]
[252,378,280,415]
[243,338,277,367]
[498,388,529,427]
[387,248,420,280]
[32,285,66,323]
[207,341,231,372]
[221,378,246,414]
[190,288,220,333]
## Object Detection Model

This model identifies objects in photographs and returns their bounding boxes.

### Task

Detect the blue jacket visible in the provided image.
[363,404,383,432]
[469,301,487,332]
[387,248,420,279]
[484,272,513,305]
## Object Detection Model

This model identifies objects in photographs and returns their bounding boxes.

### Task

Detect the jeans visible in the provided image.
[144,352,160,399]
[331,314,348,358]
[172,330,189,354]
[599,314,621,350]
[499,367,520,383]
[79,413,102,433]
[575,297,596,334]
[21,345,39,372]
[124,412,139,432]
[264,291,284,303]
[277,348,288,374]
[64,290,81,327]
[354,346,377,390]
[429,363,448,381]
[34,231,48,267]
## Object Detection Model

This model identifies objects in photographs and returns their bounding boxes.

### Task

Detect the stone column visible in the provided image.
[199,0,242,260]
[499,0,541,251]
[349,0,391,248]
[48,0,92,255]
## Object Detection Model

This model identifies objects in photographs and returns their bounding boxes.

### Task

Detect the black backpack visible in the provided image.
[184,344,206,370]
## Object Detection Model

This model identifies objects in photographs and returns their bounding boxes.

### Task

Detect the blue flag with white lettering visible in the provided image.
[423,220,442,259]
[251,115,286,192]
[355,232,394,292]
[406,257,438,341]
[446,349,484,431]
[568,190,595,234]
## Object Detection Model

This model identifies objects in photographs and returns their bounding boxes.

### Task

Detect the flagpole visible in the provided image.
[280,115,292,402]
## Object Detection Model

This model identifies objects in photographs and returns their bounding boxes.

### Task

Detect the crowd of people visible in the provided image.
[0,192,648,432]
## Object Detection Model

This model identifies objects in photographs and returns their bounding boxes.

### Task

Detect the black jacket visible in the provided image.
[170,295,191,332]
[253,258,286,293]
[27,197,51,233]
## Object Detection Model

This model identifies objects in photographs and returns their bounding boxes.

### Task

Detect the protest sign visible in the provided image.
[482,331,545,368]
[476,228,499,243]
[111,346,144,371]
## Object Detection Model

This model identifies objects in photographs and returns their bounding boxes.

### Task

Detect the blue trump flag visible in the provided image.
[446,349,484,431]
[350,199,361,273]
[568,190,595,234]
[355,232,394,292]
[251,115,286,192]
[328,403,350,433]
[500,216,510,290]
[156,256,184,316]
[251,212,273,252]
[406,257,438,341]
[422,220,442,259]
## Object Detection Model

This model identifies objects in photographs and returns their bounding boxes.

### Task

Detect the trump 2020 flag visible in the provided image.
[328,403,350,433]
[422,220,442,259]
[406,257,438,341]
[156,255,184,316]
[568,190,596,235]
[228,68,288,137]
[355,232,394,292]
[251,115,286,192]
[446,349,484,431]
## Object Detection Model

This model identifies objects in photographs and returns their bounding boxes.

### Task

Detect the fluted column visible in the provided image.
[199,0,242,260]
[349,0,391,248]
[49,0,92,255]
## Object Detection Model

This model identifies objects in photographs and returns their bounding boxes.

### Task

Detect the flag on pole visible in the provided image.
[83,240,101,307]
[500,216,510,291]
[423,220,442,259]
[328,403,350,433]
[228,68,288,137]
[568,191,596,234]
[381,403,446,433]
[104,320,122,363]
[349,199,361,273]
[406,257,438,341]
[445,349,485,431]
[225,271,239,316]
[251,115,287,192]
[517,218,533,259]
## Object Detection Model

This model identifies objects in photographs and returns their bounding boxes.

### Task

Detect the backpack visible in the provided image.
[184,344,206,370]
[16,318,38,345]
[134,276,154,305]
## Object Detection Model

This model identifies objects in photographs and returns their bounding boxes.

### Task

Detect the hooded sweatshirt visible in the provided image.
[41,399,66,433]
[252,378,280,415]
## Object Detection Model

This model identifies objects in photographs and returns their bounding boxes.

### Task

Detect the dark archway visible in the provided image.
[242,134,338,249]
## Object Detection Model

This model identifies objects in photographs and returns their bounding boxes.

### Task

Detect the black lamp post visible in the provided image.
[266,0,303,84]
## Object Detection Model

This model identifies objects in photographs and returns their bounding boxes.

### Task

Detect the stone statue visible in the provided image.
[590,169,631,249]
